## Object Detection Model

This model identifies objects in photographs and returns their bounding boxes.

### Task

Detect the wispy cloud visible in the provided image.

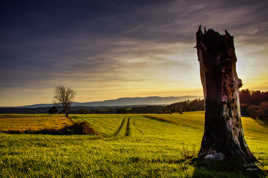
[1,0,268,106]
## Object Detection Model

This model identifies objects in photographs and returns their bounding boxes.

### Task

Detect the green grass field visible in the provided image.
[0,112,267,177]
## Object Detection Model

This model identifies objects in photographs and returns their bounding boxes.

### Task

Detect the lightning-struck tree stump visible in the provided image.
[196,26,258,169]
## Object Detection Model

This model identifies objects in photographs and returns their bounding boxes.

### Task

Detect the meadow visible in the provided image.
[0,111,267,177]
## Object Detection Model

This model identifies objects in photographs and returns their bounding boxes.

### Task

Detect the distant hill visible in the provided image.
[9,96,199,108]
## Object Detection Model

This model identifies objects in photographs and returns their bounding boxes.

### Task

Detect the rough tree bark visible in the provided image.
[196,26,258,168]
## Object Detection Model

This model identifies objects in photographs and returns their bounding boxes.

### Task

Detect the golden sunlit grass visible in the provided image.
[0,115,73,132]
[0,112,267,177]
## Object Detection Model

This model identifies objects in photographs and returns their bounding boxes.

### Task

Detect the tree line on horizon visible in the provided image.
[240,89,268,120]
[166,89,268,121]
[46,88,268,121]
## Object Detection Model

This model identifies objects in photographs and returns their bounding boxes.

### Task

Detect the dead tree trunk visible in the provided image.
[196,26,257,168]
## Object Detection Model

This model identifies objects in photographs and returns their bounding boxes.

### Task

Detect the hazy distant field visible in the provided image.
[0,112,267,177]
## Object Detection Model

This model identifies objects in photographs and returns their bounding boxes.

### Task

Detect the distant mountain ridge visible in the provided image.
[11,96,199,108]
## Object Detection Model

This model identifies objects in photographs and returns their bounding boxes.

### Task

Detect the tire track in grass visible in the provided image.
[104,117,131,141]
[104,117,129,140]
[81,117,127,140]
[110,117,127,137]
[125,117,130,136]
[71,117,131,140]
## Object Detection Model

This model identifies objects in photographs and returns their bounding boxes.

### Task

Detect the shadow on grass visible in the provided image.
[256,118,268,129]
[143,115,177,125]
[191,158,267,178]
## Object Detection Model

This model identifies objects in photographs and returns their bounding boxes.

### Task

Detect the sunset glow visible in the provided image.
[1,1,268,106]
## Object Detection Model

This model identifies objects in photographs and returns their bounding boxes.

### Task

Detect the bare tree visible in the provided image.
[54,86,75,117]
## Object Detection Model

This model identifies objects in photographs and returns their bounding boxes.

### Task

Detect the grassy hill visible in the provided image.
[0,112,267,177]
